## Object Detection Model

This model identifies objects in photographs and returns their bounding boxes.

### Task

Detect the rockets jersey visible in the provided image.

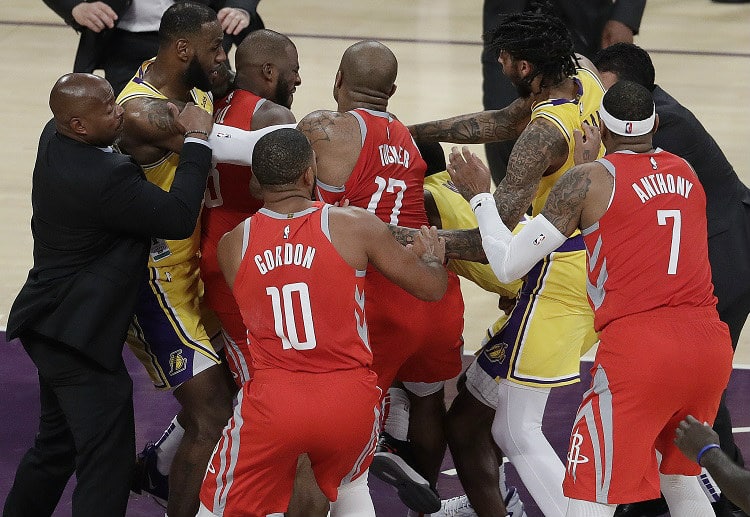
[315,108,429,229]
[583,149,718,330]
[531,67,605,215]
[117,59,213,267]
[233,202,373,373]
[204,89,266,219]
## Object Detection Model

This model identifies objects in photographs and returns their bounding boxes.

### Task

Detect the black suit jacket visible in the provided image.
[651,85,750,313]
[42,0,261,73]
[7,120,212,370]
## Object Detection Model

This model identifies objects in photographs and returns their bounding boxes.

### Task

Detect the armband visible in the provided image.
[696,443,721,466]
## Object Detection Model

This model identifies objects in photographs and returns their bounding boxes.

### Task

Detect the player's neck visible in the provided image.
[144,59,194,102]
[544,76,576,101]
[263,192,315,215]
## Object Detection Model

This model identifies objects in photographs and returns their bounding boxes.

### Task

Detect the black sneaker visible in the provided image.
[131,443,169,508]
[370,432,441,513]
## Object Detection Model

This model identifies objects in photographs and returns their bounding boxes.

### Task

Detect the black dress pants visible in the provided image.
[3,333,135,517]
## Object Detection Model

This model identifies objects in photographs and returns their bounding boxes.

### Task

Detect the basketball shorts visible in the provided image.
[127,257,222,389]
[201,225,252,388]
[562,306,733,504]
[367,269,464,392]
[467,245,597,398]
[199,368,381,516]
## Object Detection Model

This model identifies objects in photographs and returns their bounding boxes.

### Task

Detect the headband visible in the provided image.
[599,101,656,137]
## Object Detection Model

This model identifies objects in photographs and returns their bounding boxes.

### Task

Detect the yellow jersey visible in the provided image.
[117,59,213,267]
[531,67,605,215]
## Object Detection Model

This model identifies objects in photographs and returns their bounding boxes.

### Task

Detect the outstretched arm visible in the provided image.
[675,416,750,515]
[407,96,532,145]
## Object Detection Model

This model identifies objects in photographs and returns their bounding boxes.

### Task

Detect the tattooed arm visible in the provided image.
[389,224,488,262]
[118,97,192,165]
[407,96,532,144]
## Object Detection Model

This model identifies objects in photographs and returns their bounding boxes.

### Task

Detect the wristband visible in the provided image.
[184,130,209,139]
[696,443,721,466]
[470,192,495,213]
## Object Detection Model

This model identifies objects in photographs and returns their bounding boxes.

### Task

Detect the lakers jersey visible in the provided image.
[531,67,605,214]
[117,59,213,267]
[424,171,521,298]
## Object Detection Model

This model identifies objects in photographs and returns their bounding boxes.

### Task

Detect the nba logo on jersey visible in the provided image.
[533,233,546,246]
[169,350,187,376]
[625,122,633,134]
[283,225,290,239]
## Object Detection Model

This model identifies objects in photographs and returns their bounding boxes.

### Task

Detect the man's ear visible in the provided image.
[69,117,87,137]
[388,83,397,98]
[262,62,275,81]
[652,113,659,134]
[176,38,191,62]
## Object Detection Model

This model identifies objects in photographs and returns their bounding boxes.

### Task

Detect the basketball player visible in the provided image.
[297,40,466,514]
[197,128,449,517]
[446,79,733,517]
[399,12,601,516]
[115,3,282,516]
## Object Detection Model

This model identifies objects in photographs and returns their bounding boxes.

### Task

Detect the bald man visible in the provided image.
[297,41,464,513]
[3,73,213,517]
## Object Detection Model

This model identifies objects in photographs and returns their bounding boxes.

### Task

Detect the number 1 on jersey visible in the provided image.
[657,209,681,275]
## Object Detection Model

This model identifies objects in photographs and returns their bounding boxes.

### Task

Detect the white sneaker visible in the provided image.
[429,495,477,517]
[504,487,527,517]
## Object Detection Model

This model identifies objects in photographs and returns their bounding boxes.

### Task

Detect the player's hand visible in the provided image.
[674,415,721,462]
[409,225,446,266]
[601,20,634,48]
[217,7,251,35]
[71,1,118,32]
[173,102,214,138]
[573,123,601,165]
[446,146,492,202]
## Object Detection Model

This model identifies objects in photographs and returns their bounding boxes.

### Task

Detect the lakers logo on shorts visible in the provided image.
[483,341,508,364]
[169,349,188,376]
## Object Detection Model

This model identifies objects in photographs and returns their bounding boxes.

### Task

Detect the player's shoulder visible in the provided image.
[253,100,296,126]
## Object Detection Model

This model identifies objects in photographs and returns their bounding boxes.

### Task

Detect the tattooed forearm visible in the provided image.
[495,120,569,228]
[543,165,591,236]
[389,225,487,262]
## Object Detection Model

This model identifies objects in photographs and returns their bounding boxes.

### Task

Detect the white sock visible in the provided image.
[499,462,508,499]
[660,472,714,515]
[564,499,616,516]
[492,381,566,517]
[330,471,375,517]
[383,387,410,441]
[154,416,185,475]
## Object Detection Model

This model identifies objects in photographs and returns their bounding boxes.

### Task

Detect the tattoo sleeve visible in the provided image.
[542,165,591,236]
[388,225,487,262]
[408,97,531,144]
[494,120,569,229]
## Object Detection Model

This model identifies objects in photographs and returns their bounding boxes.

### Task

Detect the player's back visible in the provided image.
[233,202,372,374]
[585,150,718,330]
[316,108,429,229]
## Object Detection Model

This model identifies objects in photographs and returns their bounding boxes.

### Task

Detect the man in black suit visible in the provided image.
[482,0,647,184]
[593,43,750,517]
[2,72,213,517]
[42,0,264,95]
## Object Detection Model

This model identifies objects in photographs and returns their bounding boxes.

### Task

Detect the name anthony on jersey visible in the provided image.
[631,172,694,204]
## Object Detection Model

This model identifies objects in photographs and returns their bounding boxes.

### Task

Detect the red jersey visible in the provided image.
[203,89,266,228]
[583,150,718,330]
[233,202,373,373]
[316,108,429,229]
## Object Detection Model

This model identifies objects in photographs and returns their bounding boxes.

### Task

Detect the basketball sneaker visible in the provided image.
[131,442,169,508]
[370,431,441,513]
[428,487,526,517]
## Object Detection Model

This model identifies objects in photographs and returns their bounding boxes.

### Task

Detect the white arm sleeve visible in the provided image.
[208,123,298,166]
[470,193,568,283]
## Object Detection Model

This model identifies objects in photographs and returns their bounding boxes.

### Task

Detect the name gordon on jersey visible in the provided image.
[254,243,316,275]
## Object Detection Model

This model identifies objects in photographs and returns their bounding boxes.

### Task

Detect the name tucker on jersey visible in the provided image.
[631,172,694,204]
[379,143,410,168]
[255,243,316,275]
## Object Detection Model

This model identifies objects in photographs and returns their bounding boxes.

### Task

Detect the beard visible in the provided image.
[185,57,213,92]
[274,76,293,109]
[514,78,534,98]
